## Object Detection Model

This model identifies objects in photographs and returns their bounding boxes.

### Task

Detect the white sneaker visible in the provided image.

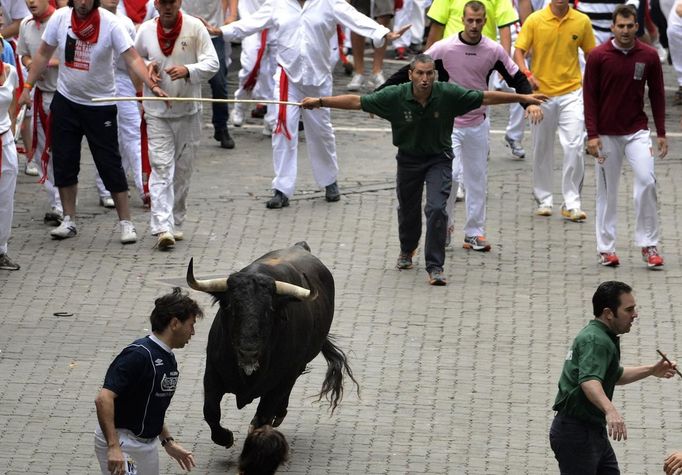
[262,122,273,136]
[653,39,667,63]
[173,227,184,241]
[24,161,39,176]
[347,73,364,91]
[455,185,465,202]
[99,196,115,208]
[371,71,386,89]
[157,231,175,250]
[120,220,137,244]
[50,216,77,240]
[230,107,245,127]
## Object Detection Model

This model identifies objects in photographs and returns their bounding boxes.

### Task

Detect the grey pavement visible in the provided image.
[3,49,682,474]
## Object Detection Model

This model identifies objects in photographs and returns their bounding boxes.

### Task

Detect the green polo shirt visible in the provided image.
[360,81,484,156]
[553,320,624,426]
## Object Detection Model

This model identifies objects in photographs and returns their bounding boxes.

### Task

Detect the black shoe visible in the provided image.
[251,104,267,118]
[266,190,289,209]
[325,182,340,202]
[214,128,235,149]
[0,253,20,270]
[428,269,447,286]
[396,251,414,269]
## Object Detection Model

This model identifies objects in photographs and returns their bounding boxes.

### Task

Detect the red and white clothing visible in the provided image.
[17,13,62,213]
[116,0,157,25]
[584,39,665,252]
[135,14,219,235]
[0,65,19,256]
[221,0,390,197]
[668,0,682,86]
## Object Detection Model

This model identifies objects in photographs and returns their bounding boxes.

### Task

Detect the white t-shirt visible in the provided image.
[181,0,224,28]
[18,16,59,92]
[42,7,134,106]
[1,0,30,39]
[0,64,18,132]
[115,13,136,73]
[116,0,157,23]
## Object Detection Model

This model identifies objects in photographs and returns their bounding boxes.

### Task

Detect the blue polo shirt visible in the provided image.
[103,335,178,438]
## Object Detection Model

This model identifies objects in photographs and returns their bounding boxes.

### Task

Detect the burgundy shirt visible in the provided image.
[583,39,665,139]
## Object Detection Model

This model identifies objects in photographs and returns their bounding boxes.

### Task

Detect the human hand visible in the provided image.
[528,75,540,91]
[165,441,196,471]
[664,451,682,474]
[385,24,411,42]
[165,65,189,81]
[301,97,322,109]
[524,104,543,124]
[107,445,125,475]
[18,88,32,109]
[651,355,677,378]
[657,137,668,159]
[587,138,605,163]
[605,408,627,441]
[521,93,548,105]
[147,61,161,85]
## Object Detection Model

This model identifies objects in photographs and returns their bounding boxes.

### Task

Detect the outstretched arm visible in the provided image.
[301,95,363,110]
[481,91,547,106]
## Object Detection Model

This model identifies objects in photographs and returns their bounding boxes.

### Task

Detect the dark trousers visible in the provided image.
[549,414,620,475]
[209,36,229,129]
[50,91,128,193]
[395,150,452,272]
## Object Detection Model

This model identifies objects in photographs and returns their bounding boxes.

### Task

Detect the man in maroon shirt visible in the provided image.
[583,4,666,269]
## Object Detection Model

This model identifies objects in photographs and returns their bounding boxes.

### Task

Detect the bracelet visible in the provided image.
[23,82,33,90]
[523,70,533,78]
[160,436,174,447]
[318,97,324,107]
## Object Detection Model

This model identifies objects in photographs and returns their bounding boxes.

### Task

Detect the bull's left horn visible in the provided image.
[186,258,228,292]
[275,281,313,300]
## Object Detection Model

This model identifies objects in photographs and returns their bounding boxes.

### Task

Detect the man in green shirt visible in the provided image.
[301,54,545,285]
[550,281,677,474]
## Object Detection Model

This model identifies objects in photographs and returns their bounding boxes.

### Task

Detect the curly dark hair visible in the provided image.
[150,287,203,332]
[238,426,289,475]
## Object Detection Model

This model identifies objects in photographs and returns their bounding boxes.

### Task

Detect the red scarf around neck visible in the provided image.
[33,5,55,27]
[123,0,147,24]
[156,11,183,56]
[71,7,101,44]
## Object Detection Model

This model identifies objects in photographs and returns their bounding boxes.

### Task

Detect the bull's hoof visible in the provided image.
[273,410,288,427]
[211,427,234,448]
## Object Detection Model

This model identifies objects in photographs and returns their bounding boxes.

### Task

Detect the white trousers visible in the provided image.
[0,131,17,254]
[668,13,682,86]
[272,68,338,197]
[531,88,585,210]
[446,119,490,236]
[116,72,144,199]
[234,32,277,127]
[595,130,659,252]
[33,90,61,210]
[393,0,427,48]
[146,112,200,235]
[94,426,159,475]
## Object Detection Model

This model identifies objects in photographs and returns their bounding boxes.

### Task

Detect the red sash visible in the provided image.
[71,8,101,44]
[243,29,269,92]
[274,67,292,140]
[33,88,52,184]
[157,11,183,56]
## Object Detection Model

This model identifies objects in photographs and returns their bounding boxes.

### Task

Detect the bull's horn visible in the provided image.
[275,281,313,300]
[186,258,228,292]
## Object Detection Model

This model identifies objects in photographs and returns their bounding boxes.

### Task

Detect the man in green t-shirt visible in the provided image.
[301,54,544,285]
[550,281,677,474]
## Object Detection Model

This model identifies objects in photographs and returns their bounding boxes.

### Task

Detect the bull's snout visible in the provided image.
[238,348,260,362]
[237,347,261,376]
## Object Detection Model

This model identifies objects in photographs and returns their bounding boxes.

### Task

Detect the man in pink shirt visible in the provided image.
[584,5,666,268]
[426,0,543,251]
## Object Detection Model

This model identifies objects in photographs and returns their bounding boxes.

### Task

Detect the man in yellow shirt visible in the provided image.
[514,0,595,221]
[425,0,519,52]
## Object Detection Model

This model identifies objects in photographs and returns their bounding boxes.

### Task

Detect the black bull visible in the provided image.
[187,241,359,448]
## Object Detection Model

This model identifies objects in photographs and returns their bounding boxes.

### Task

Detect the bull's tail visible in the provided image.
[317,335,360,413]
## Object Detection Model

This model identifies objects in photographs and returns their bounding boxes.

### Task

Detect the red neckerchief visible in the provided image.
[157,11,183,56]
[33,5,55,27]
[49,0,57,7]
[123,0,148,24]
[0,59,5,178]
[71,7,101,44]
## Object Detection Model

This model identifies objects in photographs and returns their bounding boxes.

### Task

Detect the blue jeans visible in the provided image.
[549,414,620,475]
[209,36,228,129]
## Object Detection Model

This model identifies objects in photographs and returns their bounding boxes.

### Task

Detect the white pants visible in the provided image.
[272,68,338,197]
[234,32,277,128]
[94,426,159,475]
[668,12,682,86]
[531,88,585,210]
[33,90,61,210]
[595,130,659,252]
[393,0,427,48]
[146,112,200,235]
[446,119,490,236]
[0,131,17,254]
[116,72,144,199]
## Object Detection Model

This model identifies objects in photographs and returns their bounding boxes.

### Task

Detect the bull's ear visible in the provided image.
[211,292,230,308]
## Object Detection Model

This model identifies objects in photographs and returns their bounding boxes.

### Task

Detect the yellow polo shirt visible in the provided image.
[427,0,519,40]
[515,6,595,96]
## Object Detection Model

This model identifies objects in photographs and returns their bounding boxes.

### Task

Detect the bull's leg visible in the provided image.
[204,365,234,448]
[250,378,297,431]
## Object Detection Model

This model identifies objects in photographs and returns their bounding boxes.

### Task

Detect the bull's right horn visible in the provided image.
[186,258,228,292]
[275,281,313,300]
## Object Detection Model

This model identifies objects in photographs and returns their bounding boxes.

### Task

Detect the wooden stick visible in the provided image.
[657,349,682,378]
[92,97,302,106]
